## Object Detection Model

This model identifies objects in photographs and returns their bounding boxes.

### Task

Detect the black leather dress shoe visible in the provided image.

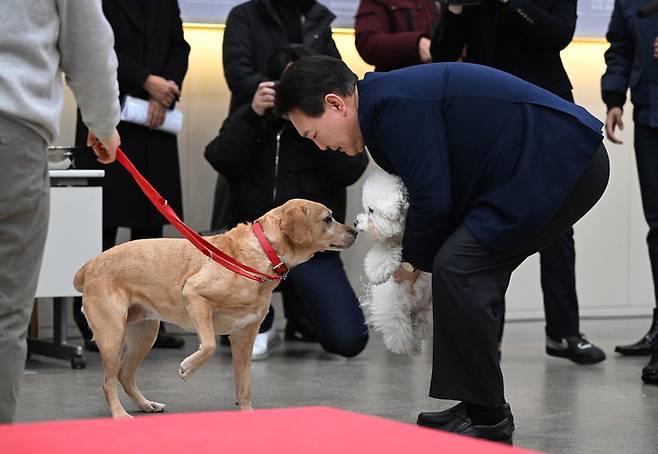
[642,347,658,384]
[615,309,658,356]
[417,402,468,430]
[452,416,514,443]
[417,402,514,430]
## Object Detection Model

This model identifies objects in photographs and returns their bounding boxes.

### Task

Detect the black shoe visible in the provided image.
[453,415,514,443]
[418,406,514,443]
[417,402,514,431]
[153,332,185,349]
[546,333,606,365]
[615,309,658,356]
[417,402,468,431]
[642,348,658,384]
[84,339,99,352]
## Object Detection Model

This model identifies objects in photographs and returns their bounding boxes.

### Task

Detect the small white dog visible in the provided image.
[355,168,432,355]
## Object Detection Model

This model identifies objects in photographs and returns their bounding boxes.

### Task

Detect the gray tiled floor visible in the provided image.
[16,317,658,453]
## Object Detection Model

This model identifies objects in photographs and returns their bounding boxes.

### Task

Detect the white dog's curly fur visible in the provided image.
[356,168,433,355]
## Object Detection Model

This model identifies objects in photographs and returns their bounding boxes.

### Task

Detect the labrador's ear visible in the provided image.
[281,205,313,246]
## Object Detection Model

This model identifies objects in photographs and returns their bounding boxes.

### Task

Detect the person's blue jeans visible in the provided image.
[260,252,368,358]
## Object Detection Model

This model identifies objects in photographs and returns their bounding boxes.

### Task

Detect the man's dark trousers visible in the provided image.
[634,124,658,308]
[496,228,580,342]
[430,145,609,406]
[540,229,579,338]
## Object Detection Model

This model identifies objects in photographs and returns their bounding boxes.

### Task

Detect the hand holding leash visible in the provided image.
[87,129,120,163]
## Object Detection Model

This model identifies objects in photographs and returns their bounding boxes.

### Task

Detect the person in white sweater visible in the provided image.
[0,0,121,423]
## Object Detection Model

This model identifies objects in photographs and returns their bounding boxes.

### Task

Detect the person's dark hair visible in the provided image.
[265,44,314,81]
[274,56,358,118]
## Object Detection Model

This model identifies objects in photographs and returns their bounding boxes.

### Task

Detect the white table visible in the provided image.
[29,170,104,368]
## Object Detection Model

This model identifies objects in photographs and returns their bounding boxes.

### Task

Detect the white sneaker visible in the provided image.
[251,326,279,361]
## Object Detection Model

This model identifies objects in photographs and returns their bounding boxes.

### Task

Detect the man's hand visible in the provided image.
[654,37,658,58]
[393,265,421,285]
[87,129,120,163]
[147,98,167,129]
[143,75,181,107]
[251,81,276,116]
[418,37,432,63]
[605,107,624,145]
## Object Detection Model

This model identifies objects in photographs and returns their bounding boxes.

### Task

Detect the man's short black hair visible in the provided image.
[274,56,358,118]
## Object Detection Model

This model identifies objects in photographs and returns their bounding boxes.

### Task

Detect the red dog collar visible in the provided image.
[252,221,288,279]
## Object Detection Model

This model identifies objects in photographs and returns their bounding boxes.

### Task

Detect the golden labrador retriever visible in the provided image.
[73,199,357,418]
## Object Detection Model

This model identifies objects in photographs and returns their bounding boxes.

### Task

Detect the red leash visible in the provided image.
[115,148,287,283]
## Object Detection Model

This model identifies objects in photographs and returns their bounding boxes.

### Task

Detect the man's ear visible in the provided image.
[281,205,313,246]
[324,93,345,114]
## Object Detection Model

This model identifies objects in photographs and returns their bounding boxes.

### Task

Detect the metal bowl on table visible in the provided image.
[47,146,76,170]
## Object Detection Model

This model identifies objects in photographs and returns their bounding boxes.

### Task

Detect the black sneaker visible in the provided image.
[546,333,606,365]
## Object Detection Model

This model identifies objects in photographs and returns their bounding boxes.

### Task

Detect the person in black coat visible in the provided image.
[73,0,190,350]
[212,0,342,237]
[602,0,658,384]
[430,0,606,365]
[223,0,341,114]
[205,45,369,359]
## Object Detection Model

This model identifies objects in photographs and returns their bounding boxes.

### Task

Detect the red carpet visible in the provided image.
[0,406,539,453]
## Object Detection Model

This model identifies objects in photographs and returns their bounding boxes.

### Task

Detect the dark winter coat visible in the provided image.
[222,0,341,113]
[430,0,576,102]
[75,0,190,228]
[601,0,658,127]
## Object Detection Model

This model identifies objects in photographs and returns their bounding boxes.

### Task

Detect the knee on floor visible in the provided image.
[320,331,369,358]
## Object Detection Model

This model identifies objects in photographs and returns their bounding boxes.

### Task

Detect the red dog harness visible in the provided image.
[116,148,288,283]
